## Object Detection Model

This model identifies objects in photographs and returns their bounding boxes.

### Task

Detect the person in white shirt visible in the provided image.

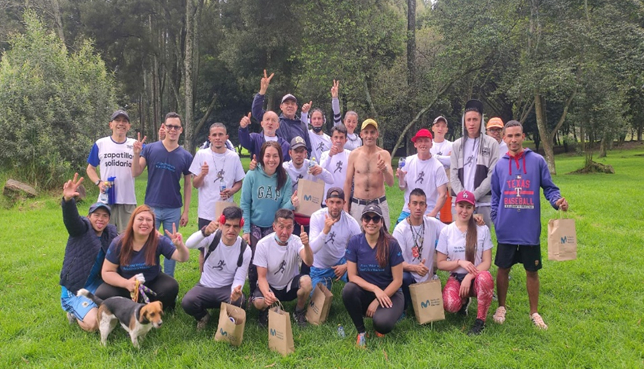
[392,188,445,310]
[396,128,448,224]
[308,187,361,294]
[307,108,332,163]
[486,117,508,158]
[320,125,351,201]
[190,123,245,230]
[430,116,454,222]
[252,209,314,327]
[182,206,251,330]
[436,190,494,335]
[330,80,362,151]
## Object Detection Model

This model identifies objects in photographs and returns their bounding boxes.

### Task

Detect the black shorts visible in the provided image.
[495,243,543,272]
[252,274,305,302]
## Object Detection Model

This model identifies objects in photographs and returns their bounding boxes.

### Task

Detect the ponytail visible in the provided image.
[464,216,477,263]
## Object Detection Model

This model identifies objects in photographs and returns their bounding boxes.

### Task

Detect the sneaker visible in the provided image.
[356,332,366,348]
[468,319,485,335]
[458,298,471,316]
[293,308,308,328]
[493,306,506,324]
[66,312,76,325]
[531,312,548,330]
[375,331,385,338]
[196,312,210,330]
[258,308,269,327]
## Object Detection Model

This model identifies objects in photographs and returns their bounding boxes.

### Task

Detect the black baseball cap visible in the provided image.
[88,202,111,216]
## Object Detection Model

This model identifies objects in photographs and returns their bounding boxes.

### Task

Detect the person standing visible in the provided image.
[320,125,351,202]
[486,117,508,158]
[450,100,499,228]
[430,116,452,168]
[491,120,569,330]
[238,111,291,161]
[86,110,137,233]
[132,112,193,278]
[330,80,362,151]
[307,108,332,163]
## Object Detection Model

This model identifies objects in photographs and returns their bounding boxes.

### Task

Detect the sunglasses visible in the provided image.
[362,214,382,223]
[165,124,182,131]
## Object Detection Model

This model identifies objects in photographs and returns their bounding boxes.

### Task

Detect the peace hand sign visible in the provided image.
[63,173,84,201]
[165,223,184,247]
[330,80,340,98]
[133,132,147,155]
[260,69,274,95]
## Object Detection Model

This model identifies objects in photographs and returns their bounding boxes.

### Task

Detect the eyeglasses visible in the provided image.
[362,214,381,223]
[165,124,182,131]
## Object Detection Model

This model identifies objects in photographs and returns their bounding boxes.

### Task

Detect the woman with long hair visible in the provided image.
[95,205,189,309]
[240,141,295,295]
[342,204,404,348]
[436,190,494,335]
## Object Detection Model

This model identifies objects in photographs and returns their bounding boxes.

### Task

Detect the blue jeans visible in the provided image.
[151,206,181,278]
[402,271,416,310]
[310,258,348,296]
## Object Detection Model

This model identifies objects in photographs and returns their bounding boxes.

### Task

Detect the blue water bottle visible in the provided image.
[398,157,406,169]
[107,176,116,205]
[337,324,345,338]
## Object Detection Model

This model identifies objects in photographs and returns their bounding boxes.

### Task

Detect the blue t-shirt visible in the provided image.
[106,235,176,282]
[142,141,193,208]
[345,234,404,290]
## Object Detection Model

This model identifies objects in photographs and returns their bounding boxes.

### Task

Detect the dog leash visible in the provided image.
[131,280,157,304]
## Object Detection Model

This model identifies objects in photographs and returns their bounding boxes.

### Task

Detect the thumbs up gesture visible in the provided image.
[416,258,430,276]
[291,190,299,208]
[249,154,257,171]
[200,161,209,177]
[240,112,252,129]
[377,152,387,172]
[300,228,309,245]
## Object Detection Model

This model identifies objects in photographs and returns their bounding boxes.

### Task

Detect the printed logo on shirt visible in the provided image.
[103,151,133,168]
[503,175,535,210]
[155,162,176,172]
[481,147,491,157]
[415,171,425,184]
[273,260,287,275]
[325,231,336,245]
[317,142,327,152]
[257,186,282,201]
[211,260,226,271]
[214,169,226,184]
[334,161,343,173]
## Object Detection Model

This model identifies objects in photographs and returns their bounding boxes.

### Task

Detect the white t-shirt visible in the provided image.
[309,130,331,163]
[498,141,508,159]
[436,223,493,275]
[254,233,305,290]
[88,136,137,204]
[344,133,362,151]
[400,154,448,213]
[462,137,479,193]
[264,135,278,142]
[185,231,252,292]
[282,159,334,192]
[393,217,445,283]
[309,208,362,269]
[320,149,351,200]
[431,139,453,168]
[189,148,245,221]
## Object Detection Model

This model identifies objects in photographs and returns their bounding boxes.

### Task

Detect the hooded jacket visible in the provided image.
[238,126,291,161]
[449,115,499,204]
[252,93,312,154]
[491,148,562,245]
[240,164,293,234]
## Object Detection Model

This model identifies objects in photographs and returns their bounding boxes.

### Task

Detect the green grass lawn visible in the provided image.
[1,148,643,368]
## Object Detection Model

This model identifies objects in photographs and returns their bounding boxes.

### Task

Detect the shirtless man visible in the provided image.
[343,119,394,230]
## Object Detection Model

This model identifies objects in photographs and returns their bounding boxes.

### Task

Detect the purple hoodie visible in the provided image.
[491,148,562,245]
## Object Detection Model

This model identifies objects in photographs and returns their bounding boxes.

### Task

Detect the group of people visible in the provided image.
[59,72,569,348]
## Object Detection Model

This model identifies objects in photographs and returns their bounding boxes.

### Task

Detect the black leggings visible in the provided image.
[342,282,404,334]
[95,272,179,310]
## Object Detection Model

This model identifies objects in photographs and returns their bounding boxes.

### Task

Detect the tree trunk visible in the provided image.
[406,0,416,88]
[598,131,607,158]
[183,0,195,153]
[534,92,556,174]
[50,0,65,45]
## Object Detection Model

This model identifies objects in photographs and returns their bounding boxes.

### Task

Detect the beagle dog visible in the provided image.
[77,289,164,348]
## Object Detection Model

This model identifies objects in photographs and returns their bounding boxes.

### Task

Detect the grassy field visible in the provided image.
[1,146,643,368]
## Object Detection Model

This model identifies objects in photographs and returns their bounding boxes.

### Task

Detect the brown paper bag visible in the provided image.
[215,201,236,220]
[268,303,295,356]
[409,279,445,324]
[214,303,246,346]
[548,212,577,261]
[296,179,325,217]
[305,283,334,325]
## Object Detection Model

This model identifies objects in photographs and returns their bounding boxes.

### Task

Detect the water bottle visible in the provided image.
[398,157,406,169]
[220,183,227,193]
[308,157,317,170]
[337,324,345,338]
[98,183,109,204]
[107,176,116,205]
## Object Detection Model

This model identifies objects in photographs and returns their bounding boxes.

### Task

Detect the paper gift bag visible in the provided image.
[306,283,334,325]
[268,303,295,356]
[548,212,577,261]
[214,303,246,346]
[296,179,325,217]
[409,279,445,324]
[215,201,236,220]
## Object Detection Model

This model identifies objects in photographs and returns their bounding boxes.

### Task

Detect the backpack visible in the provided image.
[203,229,248,268]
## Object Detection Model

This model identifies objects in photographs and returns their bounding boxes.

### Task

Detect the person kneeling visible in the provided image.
[342,204,404,348]
[436,191,494,335]
[252,209,313,327]
[96,205,190,310]
[182,207,251,330]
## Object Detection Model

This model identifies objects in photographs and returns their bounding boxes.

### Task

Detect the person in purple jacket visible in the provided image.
[491,120,569,330]
[238,111,291,161]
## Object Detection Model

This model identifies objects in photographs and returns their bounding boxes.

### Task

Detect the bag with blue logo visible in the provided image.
[295,179,325,217]
[306,282,333,325]
[214,302,246,346]
[548,211,577,261]
[409,279,445,324]
[268,301,295,356]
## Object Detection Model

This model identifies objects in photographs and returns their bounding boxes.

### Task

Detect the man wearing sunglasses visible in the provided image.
[132,112,194,278]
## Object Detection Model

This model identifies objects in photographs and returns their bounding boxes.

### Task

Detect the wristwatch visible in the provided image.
[95,179,101,186]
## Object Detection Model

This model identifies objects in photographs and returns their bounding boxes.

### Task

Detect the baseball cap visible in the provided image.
[88,202,111,216]
[361,119,378,131]
[281,94,297,104]
[433,116,448,125]
[326,187,345,200]
[486,117,504,130]
[411,128,433,142]
[110,110,130,122]
[464,100,484,115]
[290,136,306,150]
[361,203,383,217]
[455,190,475,206]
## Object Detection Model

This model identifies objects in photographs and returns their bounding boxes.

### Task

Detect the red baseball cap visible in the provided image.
[411,128,433,142]
[455,190,475,206]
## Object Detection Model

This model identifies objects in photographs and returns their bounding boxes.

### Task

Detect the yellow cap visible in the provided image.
[361,119,378,130]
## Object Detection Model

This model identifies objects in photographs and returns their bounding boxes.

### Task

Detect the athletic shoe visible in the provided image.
[468,319,485,335]
[66,312,76,325]
[293,307,308,327]
[258,308,269,327]
[375,331,385,338]
[531,312,548,330]
[196,312,210,330]
[356,332,366,348]
[458,298,471,316]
